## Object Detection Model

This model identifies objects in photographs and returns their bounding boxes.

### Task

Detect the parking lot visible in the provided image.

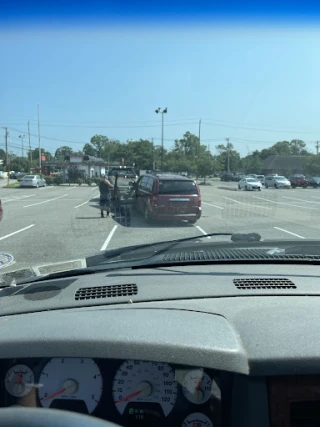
[1,181,320,273]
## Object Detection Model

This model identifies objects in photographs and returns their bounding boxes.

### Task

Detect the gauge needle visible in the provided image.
[115,390,141,404]
[17,372,22,385]
[195,380,201,391]
[41,387,66,402]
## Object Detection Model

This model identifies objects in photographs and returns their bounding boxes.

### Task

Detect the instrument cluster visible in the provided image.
[1,358,222,427]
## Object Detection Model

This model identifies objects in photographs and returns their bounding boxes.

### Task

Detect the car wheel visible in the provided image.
[188,220,197,224]
[274,184,278,189]
[238,185,241,190]
[245,185,248,191]
[259,187,261,191]
[36,183,39,188]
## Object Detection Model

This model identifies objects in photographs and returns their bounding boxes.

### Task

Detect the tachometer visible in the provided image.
[5,364,35,397]
[38,358,102,414]
[112,360,177,418]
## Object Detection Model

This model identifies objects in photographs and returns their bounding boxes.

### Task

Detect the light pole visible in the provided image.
[155,107,167,171]
[19,134,26,158]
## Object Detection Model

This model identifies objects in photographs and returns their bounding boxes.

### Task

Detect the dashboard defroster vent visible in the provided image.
[233,278,296,290]
[75,284,138,300]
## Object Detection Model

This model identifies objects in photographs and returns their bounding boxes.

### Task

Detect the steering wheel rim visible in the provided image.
[0,407,121,427]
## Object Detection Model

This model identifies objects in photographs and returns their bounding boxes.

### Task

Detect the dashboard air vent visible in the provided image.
[75,284,138,300]
[233,278,296,290]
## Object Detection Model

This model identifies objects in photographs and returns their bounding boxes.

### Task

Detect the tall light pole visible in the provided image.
[37,103,41,171]
[19,134,26,158]
[155,107,167,171]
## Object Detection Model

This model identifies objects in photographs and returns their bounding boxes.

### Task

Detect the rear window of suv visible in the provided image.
[158,180,198,195]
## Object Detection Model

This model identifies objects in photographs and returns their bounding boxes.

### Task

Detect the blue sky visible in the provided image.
[1,16,320,158]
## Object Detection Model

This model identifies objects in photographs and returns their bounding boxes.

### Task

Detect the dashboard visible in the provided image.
[1,262,320,426]
[0,358,222,427]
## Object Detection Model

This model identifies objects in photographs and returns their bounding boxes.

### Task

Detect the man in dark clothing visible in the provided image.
[99,175,114,218]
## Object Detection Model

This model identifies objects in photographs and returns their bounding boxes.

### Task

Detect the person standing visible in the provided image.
[99,175,114,218]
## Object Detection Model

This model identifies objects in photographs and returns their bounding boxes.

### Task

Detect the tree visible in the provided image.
[83,143,97,157]
[216,142,241,173]
[304,155,320,175]
[196,155,213,183]
[55,146,73,159]
[28,148,52,162]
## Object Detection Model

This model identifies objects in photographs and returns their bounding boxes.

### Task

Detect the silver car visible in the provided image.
[265,175,291,189]
[20,175,47,188]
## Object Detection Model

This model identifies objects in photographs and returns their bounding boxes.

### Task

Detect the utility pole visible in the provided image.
[152,138,155,170]
[316,141,319,155]
[198,119,202,156]
[28,121,32,163]
[226,137,230,174]
[4,127,8,171]
[155,107,167,171]
[37,103,41,171]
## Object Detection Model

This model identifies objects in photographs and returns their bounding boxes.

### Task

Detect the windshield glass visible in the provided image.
[1,2,320,279]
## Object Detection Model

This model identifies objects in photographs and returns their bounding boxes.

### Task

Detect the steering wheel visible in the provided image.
[0,407,121,427]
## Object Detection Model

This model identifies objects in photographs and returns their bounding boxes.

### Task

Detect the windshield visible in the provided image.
[2,2,320,280]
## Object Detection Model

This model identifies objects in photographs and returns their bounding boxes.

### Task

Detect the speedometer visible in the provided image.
[38,358,102,414]
[112,360,177,418]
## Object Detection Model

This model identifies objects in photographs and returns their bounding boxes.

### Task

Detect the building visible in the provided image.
[262,155,306,176]
[41,154,109,178]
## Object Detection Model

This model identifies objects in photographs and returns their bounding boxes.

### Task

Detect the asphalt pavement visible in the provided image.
[1,180,320,273]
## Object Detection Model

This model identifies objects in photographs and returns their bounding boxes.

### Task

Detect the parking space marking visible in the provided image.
[100,225,118,251]
[74,201,89,209]
[282,196,320,204]
[252,196,312,209]
[2,194,36,202]
[194,225,211,238]
[274,227,305,239]
[223,196,271,209]
[202,201,224,210]
[91,186,99,191]
[68,186,77,190]
[39,186,55,190]
[0,224,35,241]
[24,194,68,208]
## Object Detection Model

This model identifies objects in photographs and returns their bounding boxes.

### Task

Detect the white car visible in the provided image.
[238,177,262,191]
[20,175,47,188]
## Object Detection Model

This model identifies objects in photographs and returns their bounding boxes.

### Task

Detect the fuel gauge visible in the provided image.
[182,412,213,427]
[5,364,35,397]
[182,370,212,405]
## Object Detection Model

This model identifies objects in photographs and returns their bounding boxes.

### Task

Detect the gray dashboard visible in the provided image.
[0,263,320,427]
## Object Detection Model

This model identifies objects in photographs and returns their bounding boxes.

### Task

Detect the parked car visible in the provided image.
[20,175,47,188]
[265,175,291,189]
[256,175,265,185]
[307,176,320,188]
[135,173,201,223]
[238,177,262,191]
[288,174,308,188]
[110,167,138,180]
[220,174,234,182]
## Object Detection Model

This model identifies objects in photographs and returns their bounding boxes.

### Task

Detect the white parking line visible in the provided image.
[194,225,211,239]
[282,196,320,204]
[2,194,36,202]
[274,227,305,239]
[222,196,271,210]
[91,186,99,191]
[0,224,35,241]
[39,186,55,190]
[74,201,88,209]
[202,201,224,210]
[252,196,313,210]
[68,186,77,190]
[24,194,68,208]
[100,225,118,251]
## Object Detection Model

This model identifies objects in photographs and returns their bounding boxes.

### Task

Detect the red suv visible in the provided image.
[289,174,308,188]
[135,173,201,223]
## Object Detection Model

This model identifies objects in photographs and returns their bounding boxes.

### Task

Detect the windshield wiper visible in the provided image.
[86,232,262,267]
